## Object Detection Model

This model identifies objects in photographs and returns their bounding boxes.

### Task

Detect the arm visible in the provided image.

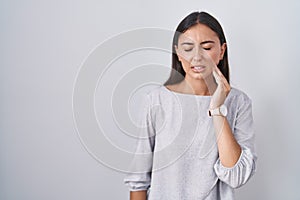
[212,115,241,167]
[213,98,257,188]
[130,191,147,200]
[210,68,241,168]
[210,67,257,188]
[124,94,155,198]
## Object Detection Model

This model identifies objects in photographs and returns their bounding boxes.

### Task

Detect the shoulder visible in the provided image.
[144,85,167,99]
[226,87,253,121]
[140,85,165,105]
[228,87,251,101]
[226,87,252,108]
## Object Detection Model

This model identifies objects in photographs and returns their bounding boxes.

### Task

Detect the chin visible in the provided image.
[186,73,204,81]
[189,71,210,80]
[194,75,205,80]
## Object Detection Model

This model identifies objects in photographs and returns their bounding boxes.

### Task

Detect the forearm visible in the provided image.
[213,115,241,168]
[130,190,147,200]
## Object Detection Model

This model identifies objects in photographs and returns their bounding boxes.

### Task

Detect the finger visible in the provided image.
[215,66,226,80]
[212,70,221,84]
[213,69,231,95]
[213,69,225,85]
[214,67,230,89]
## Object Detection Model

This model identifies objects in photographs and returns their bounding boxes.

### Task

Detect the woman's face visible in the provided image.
[175,23,226,80]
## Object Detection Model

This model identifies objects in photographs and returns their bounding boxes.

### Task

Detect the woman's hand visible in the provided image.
[209,66,231,109]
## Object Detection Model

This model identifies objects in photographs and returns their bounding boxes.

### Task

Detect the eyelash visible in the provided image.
[184,47,211,52]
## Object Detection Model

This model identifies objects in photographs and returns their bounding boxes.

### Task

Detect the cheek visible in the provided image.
[180,59,191,73]
[207,50,221,64]
[179,51,193,62]
[178,53,193,69]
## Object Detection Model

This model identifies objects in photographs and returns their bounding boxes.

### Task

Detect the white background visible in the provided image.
[1,0,300,199]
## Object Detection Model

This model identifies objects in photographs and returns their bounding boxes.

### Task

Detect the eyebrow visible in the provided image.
[180,41,215,45]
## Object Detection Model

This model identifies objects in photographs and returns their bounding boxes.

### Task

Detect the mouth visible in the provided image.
[191,65,205,73]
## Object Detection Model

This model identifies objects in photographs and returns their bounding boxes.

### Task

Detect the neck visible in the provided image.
[181,75,217,96]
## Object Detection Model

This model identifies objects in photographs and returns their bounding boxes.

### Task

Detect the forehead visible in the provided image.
[178,23,219,43]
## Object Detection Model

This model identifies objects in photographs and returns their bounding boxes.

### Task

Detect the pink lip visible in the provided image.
[191,65,205,73]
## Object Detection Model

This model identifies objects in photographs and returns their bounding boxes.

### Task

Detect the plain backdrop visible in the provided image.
[1,0,300,199]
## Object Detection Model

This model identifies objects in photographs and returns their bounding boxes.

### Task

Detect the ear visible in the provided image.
[174,45,182,62]
[219,43,227,60]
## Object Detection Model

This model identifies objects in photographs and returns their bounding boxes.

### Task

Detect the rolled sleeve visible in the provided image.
[124,173,151,191]
[123,94,155,191]
[214,147,256,188]
[214,95,257,188]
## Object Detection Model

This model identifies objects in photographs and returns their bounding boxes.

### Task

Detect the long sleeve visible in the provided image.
[123,94,155,191]
[214,95,257,189]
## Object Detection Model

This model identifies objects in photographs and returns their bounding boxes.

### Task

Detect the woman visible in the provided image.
[124,11,257,200]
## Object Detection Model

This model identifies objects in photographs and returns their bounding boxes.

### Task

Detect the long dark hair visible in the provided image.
[164,11,230,85]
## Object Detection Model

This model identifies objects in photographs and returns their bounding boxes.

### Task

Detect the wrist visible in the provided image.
[208,104,228,117]
[209,104,222,110]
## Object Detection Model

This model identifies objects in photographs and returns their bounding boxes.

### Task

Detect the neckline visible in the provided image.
[161,85,212,98]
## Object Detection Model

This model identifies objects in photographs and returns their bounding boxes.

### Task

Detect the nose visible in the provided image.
[192,46,203,62]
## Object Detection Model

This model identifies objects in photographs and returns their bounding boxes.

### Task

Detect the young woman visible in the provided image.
[124,11,257,200]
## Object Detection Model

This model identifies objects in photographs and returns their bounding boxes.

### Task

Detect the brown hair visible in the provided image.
[164,11,230,85]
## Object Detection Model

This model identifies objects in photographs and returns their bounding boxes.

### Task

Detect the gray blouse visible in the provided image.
[124,85,257,200]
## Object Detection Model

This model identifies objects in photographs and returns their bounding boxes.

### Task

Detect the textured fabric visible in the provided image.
[124,85,257,200]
